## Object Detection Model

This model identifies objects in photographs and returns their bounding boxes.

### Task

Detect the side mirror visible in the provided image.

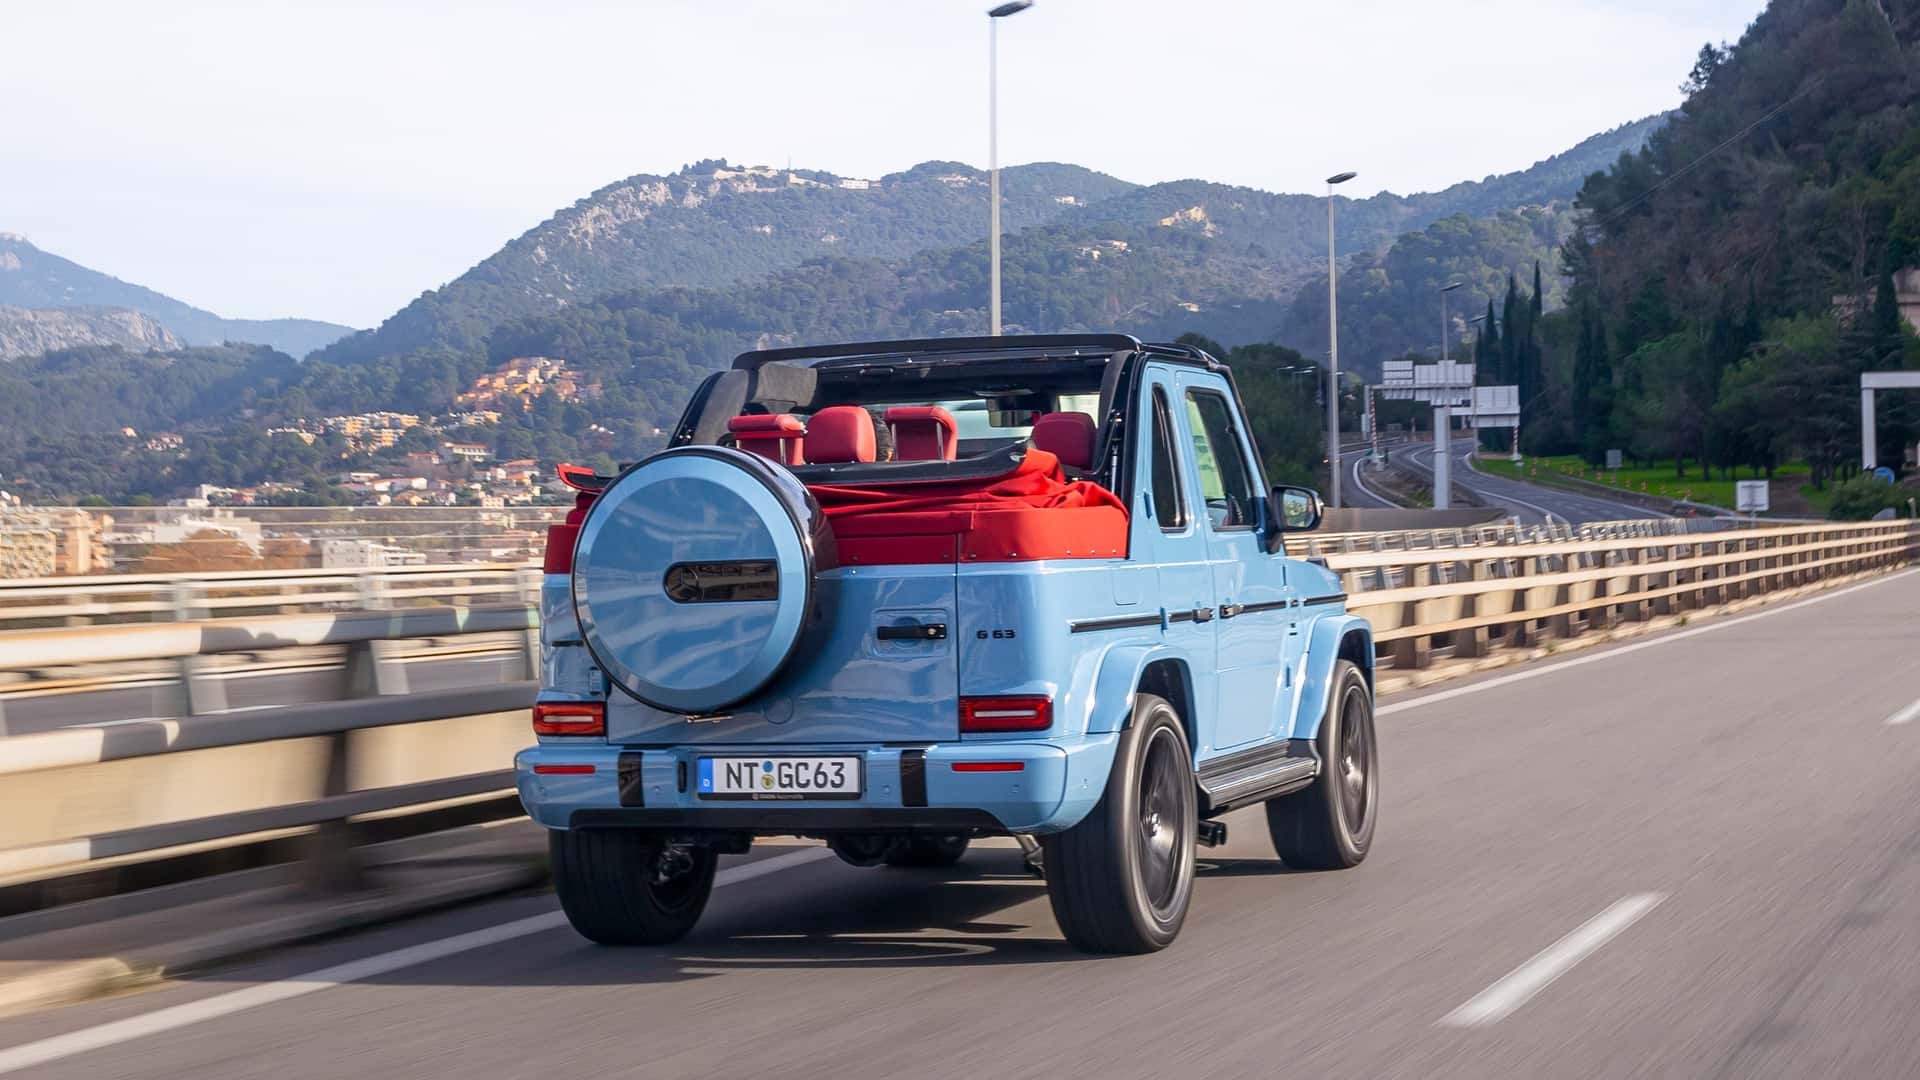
[1263,484,1323,551]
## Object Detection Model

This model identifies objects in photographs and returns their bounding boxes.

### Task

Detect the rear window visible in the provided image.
[907,393,1099,442]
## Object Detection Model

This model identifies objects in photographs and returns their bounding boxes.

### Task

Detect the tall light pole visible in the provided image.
[1324,170,1357,505]
[1434,281,1464,509]
[987,0,1033,336]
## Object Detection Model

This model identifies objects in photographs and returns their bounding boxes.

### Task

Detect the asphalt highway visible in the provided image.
[4,568,1918,1079]
[1395,439,1665,525]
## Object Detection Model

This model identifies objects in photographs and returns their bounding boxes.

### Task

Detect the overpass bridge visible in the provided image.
[0,520,1914,1078]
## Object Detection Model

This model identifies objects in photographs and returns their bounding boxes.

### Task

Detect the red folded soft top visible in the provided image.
[807,449,1129,564]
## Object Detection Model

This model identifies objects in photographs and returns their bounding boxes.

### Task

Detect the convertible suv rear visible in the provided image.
[518,334,1377,953]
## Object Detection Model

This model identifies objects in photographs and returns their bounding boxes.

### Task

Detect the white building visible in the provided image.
[320,539,427,569]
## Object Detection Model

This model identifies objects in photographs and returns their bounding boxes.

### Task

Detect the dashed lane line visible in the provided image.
[1438,893,1667,1028]
[1884,697,1920,726]
[0,847,838,1075]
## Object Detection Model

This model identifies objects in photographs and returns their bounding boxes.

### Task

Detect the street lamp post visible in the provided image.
[1434,281,1464,509]
[987,1,1033,336]
[1324,170,1357,506]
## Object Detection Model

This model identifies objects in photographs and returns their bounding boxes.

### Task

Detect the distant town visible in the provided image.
[0,356,620,578]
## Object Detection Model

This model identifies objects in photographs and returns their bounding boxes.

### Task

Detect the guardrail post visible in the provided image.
[1391,627,1431,669]
[1392,561,1432,669]
[169,580,228,716]
[1547,580,1576,640]
[1650,543,1676,616]
[302,730,366,892]
[342,638,409,697]
[310,609,404,890]
[1453,562,1490,659]
[356,573,391,611]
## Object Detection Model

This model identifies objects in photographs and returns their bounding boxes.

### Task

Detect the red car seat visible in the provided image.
[727,413,806,466]
[805,406,878,464]
[884,406,959,461]
[1031,412,1097,472]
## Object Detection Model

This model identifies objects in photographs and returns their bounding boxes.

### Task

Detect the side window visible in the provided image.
[1149,387,1187,532]
[1184,390,1258,530]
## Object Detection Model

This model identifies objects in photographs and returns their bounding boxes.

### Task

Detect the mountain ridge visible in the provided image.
[316,117,1664,371]
[0,235,356,360]
[0,305,183,361]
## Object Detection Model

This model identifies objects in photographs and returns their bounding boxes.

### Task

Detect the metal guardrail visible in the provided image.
[0,562,540,631]
[0,521,1913,896]
[0,604,539,885]
[1330,520,1919,669]
[1287,516,1706,558]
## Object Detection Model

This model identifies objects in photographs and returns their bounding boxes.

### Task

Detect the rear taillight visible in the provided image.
[959,695,1052,733]
[532,701,605,737]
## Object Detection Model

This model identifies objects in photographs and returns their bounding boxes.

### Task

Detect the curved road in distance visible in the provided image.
[4,569,1919,1079]
[1400,440,1666,525]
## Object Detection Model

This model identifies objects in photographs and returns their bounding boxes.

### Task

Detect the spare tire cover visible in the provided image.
[572,446,833,714]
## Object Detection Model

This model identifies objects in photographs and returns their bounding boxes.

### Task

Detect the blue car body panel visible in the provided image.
[517,350,1372,838]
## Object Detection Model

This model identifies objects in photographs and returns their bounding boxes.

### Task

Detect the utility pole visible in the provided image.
[1434,281,1463,509]
[986,1,1033,335]
[1324,170,1357,504]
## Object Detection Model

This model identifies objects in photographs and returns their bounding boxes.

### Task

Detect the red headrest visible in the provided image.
[728,413,806,466]
[884,405,958,461]
[1032,412,1097,470]
[805,406,876,464]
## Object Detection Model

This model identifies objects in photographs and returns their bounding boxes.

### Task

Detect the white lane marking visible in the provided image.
[1438,893,1666,1028]
[1379,568,1920,718]
[1456,450,1565,526]
[0,846,837,1075]
[1349,452,1396,509]
[1884,697,1920,726]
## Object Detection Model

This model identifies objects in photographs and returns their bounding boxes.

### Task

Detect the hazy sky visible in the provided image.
[5,0,1764,328]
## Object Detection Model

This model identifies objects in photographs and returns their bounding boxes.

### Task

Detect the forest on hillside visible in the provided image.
[1495,0,1920,512]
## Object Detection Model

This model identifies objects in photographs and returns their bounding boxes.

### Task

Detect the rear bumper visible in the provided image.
[515,733,1120,836]
[570,807,1003,833]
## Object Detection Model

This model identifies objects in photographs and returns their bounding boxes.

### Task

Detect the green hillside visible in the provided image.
[1518,0,1920,509]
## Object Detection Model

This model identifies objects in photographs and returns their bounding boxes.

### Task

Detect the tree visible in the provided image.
[1679,42,1729,96]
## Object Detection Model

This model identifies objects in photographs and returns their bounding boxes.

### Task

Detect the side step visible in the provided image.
[1195,740,1320,816]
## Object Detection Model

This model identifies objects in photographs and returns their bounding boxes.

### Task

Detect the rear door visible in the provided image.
[1175,371,1295,750]
[1136,368,1222,746]
[605,564,960,745]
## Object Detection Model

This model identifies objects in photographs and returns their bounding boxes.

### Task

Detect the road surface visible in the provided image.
[3,568,1918,1079]
[1400,440,1663,525]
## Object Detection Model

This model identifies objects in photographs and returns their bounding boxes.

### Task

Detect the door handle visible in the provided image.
[877,623,947,641]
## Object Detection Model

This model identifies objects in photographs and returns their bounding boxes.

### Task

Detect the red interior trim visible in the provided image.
[809,449,1127,565]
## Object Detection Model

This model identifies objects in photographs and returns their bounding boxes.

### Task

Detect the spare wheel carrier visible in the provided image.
[570,446,834,714]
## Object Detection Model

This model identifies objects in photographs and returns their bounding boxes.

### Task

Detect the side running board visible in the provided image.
[1195,740,1320,816]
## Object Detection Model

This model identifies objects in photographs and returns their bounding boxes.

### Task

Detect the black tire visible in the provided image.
[550,829,718,946]
[1042,693,1197,954]
[1266,659,1378,870]
[882,835,971,868]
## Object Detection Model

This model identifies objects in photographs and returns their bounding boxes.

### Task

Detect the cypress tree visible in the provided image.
[1500,274,1521,384]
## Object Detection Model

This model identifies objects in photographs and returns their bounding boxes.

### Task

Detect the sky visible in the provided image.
[3,0,1766,329]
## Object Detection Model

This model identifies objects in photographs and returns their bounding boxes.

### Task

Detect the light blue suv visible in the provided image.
[518,334,1377,954]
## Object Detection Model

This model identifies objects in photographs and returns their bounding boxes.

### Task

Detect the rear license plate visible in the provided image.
[697,756,862,800]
